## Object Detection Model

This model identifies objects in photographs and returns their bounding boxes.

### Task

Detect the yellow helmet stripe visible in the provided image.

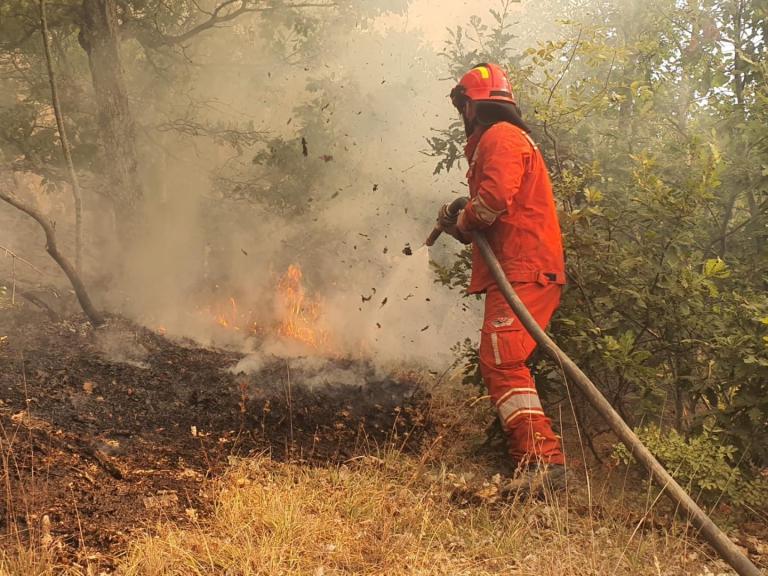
[474,66,490,79]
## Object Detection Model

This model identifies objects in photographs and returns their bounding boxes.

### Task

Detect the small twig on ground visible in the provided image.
[72,440,124,480]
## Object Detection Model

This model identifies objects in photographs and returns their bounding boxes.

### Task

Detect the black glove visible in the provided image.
[437,203,470,244]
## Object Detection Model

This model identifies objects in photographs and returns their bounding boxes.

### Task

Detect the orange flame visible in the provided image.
[276,264,329,350]
[198,264,332,352]
[202,296,246,331]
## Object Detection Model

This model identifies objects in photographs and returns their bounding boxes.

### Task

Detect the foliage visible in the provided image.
[429,0,768,470]
[613,424,768,510]
[0,0,409,215]
[431,247,473,293]
[450,336,484,389]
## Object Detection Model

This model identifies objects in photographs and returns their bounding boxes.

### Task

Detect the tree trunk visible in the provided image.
[78,0,143,242]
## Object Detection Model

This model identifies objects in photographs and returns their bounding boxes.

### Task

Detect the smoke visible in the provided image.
[2,1,562,369]
[68,1,492,370]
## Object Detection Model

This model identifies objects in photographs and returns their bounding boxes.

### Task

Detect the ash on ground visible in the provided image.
[233,356,431,457]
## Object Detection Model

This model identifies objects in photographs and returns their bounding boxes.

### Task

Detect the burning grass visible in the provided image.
[193,263,335,354]
[1,300,765,575]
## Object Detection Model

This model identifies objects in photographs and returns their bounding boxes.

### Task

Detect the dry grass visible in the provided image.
[114,454,734,576]
[0,377,753,575]
[0,548,86,576]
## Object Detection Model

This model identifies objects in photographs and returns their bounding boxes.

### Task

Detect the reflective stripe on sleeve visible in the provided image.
[523,132,539,150]
[468,195,505,225]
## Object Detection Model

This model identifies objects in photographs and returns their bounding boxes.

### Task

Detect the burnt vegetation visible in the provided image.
[0,310,431,568]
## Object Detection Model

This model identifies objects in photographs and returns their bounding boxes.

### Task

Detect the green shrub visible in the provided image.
[613,425,768,511]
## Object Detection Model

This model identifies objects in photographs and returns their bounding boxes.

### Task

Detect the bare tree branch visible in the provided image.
[143,0,336,47]
[542,27,583,177]
[0,179,104,327]
[156,118,269,148]
[704,196,768,257]
[40,0,84,273]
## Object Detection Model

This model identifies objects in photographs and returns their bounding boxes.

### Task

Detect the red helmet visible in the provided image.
[450,63,516,109]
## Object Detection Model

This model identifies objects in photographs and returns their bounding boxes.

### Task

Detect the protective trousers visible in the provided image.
[479,282,564,466]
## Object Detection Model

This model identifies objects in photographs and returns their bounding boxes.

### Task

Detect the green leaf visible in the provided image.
[703,258,730,279]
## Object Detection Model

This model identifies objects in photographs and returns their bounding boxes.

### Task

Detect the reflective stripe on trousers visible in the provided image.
[496,387,545,427]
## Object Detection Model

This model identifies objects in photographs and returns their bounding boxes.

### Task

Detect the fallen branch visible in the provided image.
[19,290,61,322]
[0,184,104,326]
[72,439,124,480]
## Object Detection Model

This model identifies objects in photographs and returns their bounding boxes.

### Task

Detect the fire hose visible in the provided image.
[426,197,762,576]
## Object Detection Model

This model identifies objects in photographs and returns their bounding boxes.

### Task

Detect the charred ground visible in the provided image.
[0,306,432,567]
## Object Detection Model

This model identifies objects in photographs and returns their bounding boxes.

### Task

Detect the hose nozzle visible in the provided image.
[425,196,469,246]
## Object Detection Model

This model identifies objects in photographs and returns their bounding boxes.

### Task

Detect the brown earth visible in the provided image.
[0,307,432,569]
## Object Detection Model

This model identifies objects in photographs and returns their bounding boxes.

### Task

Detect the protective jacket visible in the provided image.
[457,122,566,294]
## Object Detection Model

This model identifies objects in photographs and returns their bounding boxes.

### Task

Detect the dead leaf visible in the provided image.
[143,491,179,510]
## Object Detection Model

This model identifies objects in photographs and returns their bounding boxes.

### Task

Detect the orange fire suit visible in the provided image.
[457,121,566,466]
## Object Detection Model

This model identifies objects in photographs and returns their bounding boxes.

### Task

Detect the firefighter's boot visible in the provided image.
[500,462,569,499]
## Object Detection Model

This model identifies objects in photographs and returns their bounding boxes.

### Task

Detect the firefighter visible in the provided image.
[438,63,567,490]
